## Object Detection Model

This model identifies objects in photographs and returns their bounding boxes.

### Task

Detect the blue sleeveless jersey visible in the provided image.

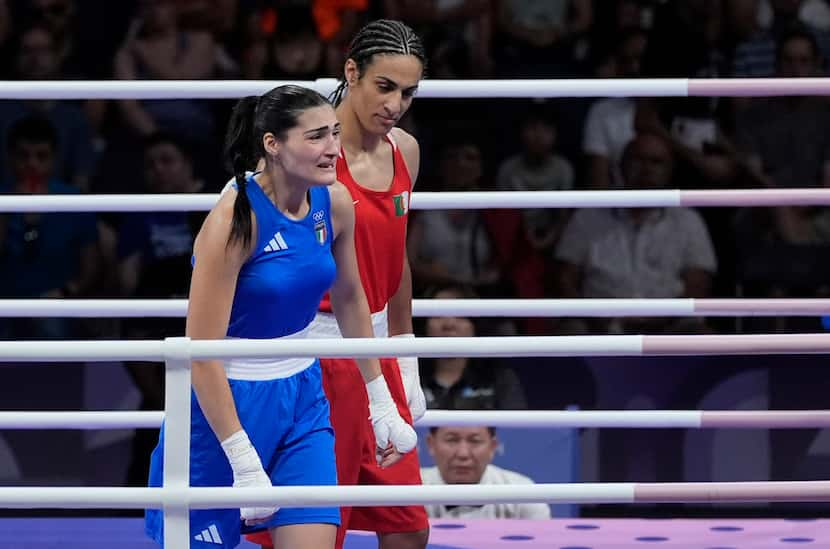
[227,176,336,339]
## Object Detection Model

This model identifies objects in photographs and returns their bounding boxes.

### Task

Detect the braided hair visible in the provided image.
[330,19,426,106]
[223,85,330,248]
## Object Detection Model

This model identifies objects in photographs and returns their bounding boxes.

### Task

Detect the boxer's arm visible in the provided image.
[388,126,419,337]
[388,252,414,336]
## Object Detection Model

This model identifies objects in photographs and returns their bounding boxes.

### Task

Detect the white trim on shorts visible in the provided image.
[224,325,316,381]
[308,305,388,339]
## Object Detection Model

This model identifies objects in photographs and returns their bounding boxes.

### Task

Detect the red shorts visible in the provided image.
[245,357,428,549]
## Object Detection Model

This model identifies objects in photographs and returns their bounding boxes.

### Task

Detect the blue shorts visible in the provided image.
[145,360,339,548]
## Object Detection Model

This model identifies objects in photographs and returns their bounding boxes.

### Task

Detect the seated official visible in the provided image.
[421,426,551,519]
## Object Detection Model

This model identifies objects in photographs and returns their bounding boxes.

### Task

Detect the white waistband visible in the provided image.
[224,325,315,381]
[308,305,388,339]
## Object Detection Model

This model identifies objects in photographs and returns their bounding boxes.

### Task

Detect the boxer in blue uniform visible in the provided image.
[145,85,417,549]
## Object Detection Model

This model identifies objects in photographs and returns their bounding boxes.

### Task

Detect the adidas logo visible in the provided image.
[263,232,288,253]
[194,523,223,544]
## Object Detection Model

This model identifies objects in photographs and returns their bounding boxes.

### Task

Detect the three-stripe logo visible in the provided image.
[263,232,288,253]
[194,523,223,544]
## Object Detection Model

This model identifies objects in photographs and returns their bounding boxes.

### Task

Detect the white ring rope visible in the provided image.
[2,481,830,509]
[0,485,635,509]
[4,189,830,213]
[4,334,830,362]
[1,78,830,100]
[3,298,830,318]
[2,410,829,430]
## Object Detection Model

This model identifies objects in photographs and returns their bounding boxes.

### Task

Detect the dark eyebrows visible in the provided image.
[376,76,419,94]
[376,76,398,87]
[303,122,341,136]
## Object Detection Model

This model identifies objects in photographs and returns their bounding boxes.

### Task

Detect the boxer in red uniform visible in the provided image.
[248,19,429,549]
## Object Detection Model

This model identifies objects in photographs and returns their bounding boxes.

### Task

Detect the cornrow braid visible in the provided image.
[330,19,426,106]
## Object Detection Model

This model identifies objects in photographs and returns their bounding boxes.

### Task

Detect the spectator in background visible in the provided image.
[582,28,648,190]
[117,132,206,487]
[170,0,240,78]
[421,426,551,519]
[0,24,96,191]
[636,1,738,296]
[633,98,738,189]
[313,0,370,75]
[114,0,217,143]
[638,0,738,190]
[408,136,504,296]
[419,284,527,409]
[735,28,830,245]
[493,0,593,77]
[765,0,830,62]
[384,0,494,77]
[242,6,325,80]
[103,0,221,195]
[492,101,573,333]
[555,132,717,334]
[0,116,99,339]
[273,9,325,79]
[175,0,240,38]
[728,0,830,76]
[496,102,573,254]
[117,132,204,303]
[795,0,830,30]
[590,11,650,78]
[240,1,366,78]
[26,0,87,77]
[728,0,777,77]
[737,28,829,193]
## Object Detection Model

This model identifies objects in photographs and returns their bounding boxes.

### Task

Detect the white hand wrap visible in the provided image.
[392,334,427,422]
[366,375,418,457]
[220,430,277,522]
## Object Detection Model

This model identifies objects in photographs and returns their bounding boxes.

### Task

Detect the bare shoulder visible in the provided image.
[328,180,353,208]
[390,127,420,160]
[193,189,249,264]
[328,181,355,237]
[390,127,421,184]
[195,191,235,247]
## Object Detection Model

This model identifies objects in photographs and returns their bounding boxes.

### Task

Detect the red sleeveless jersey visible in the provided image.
[319,134,412,314]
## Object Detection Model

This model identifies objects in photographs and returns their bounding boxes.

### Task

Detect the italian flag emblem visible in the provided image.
[393,191,410,217]
[314,221,327,245]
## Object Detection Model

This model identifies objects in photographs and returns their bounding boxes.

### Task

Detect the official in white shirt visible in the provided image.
[421,426,551,519]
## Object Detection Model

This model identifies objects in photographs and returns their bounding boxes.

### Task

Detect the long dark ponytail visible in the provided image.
[330,19,426,106]
[223,96,258,249]
[223,85,331,249]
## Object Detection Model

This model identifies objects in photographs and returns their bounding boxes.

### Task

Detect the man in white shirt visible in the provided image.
[557,132,717,334]
[420,426,551,520]
[582,28,648,189]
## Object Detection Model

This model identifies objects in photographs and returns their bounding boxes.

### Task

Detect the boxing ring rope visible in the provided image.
[2,77,830,99]
[4,188,830,213]
[4,481,830,510]
[3,410,830,430]
[3,298,830,317]
[7,334,830,361]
